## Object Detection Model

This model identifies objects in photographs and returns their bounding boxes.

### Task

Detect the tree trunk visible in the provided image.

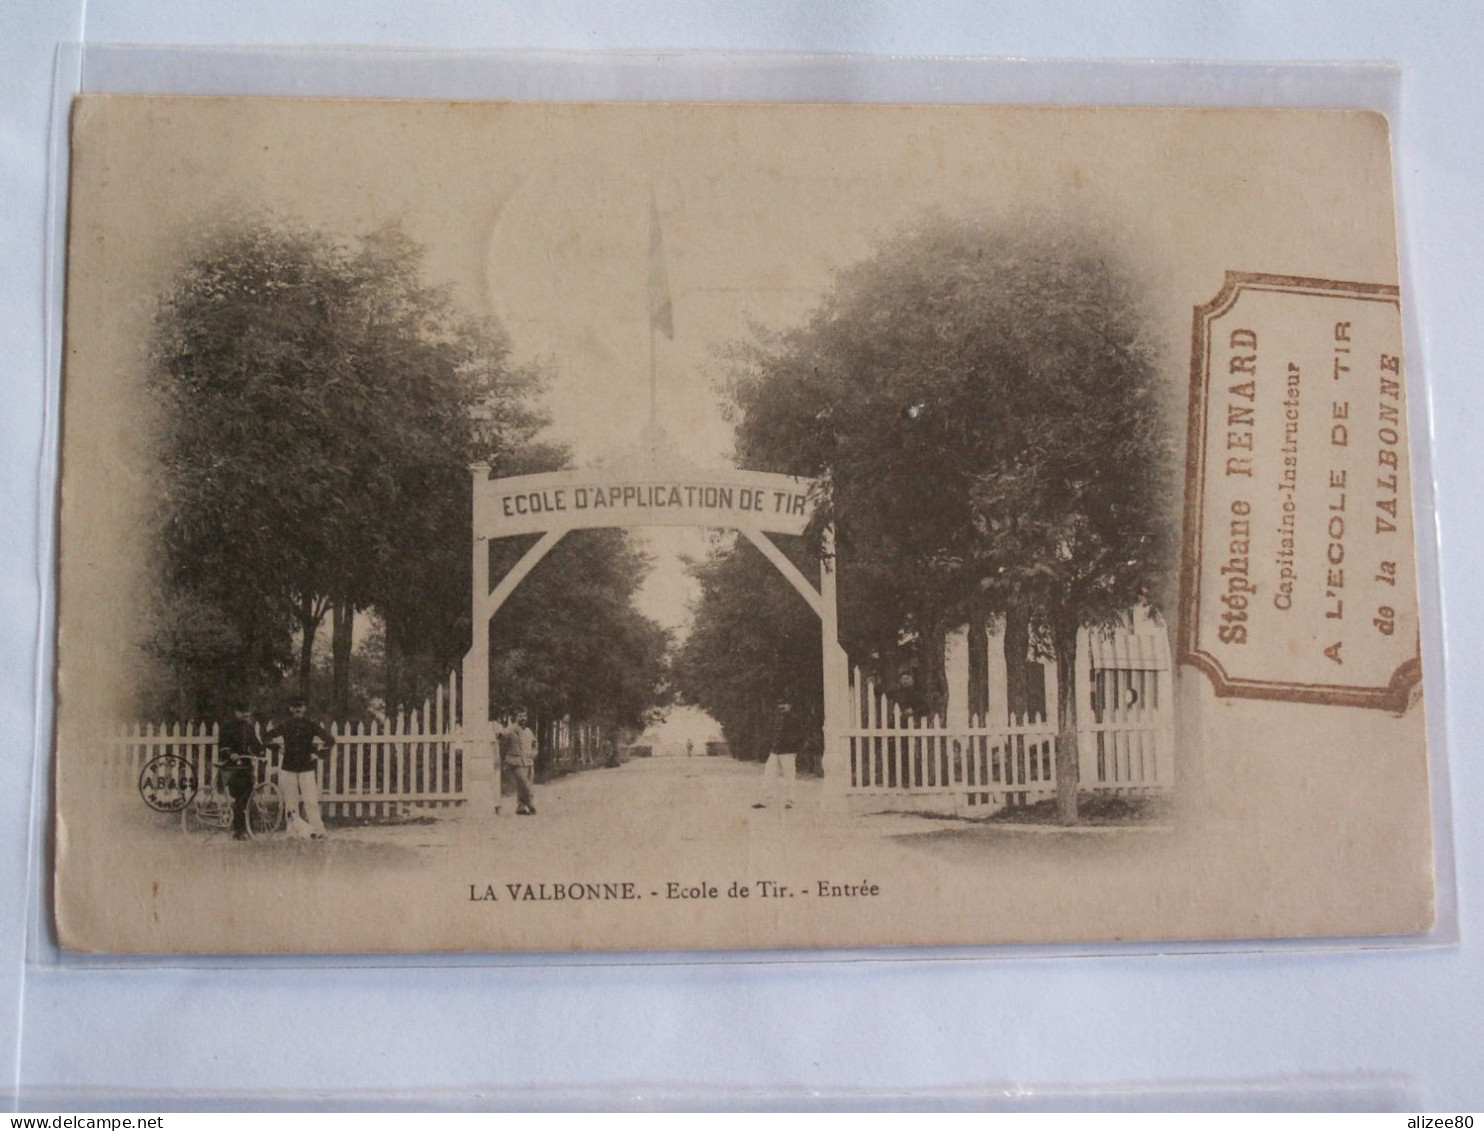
[331,600,354,720]
[966,592,991,723]
[1003,602,1033,722]
[1052,616,1081,826]
[920,618,949,721]
[296,593,324,701]
[383,621,405,714]
[534,715,553,780]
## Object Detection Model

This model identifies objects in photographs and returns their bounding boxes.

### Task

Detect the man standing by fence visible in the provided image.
[266,695,334,839]
[501,712,538,816]
[217,701,265,841]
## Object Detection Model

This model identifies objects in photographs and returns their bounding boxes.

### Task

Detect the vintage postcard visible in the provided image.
[54,97,1434,953]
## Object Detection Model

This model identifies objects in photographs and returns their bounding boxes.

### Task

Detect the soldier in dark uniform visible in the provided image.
[217,701,264,840]
[265,695,335,839]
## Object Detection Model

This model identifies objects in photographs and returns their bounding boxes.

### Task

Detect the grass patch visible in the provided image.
[872,791,1172,827]
[324,811,442,828]
[986,791,1172,827]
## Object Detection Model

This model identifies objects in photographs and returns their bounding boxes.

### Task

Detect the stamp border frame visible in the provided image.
[1178,269,1423,714]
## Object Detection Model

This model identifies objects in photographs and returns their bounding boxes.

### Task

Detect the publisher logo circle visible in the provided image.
[138,755,199,812]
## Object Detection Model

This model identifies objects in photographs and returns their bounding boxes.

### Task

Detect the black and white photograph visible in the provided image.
[55,97,1432,953]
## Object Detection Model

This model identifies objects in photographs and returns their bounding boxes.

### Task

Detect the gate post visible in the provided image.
[462,461,499,814]
[820,525,850,806]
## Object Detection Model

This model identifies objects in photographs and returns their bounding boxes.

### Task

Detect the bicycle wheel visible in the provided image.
[180,799,217,834]
[248,780,283,835]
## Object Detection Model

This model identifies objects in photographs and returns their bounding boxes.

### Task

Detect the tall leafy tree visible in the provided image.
[671,534,824,771]
[146,218,545,716]
[726,213,1174,821]
[728,215,1022,719]
[340,228,550,712]
[149,221,350,712]
[961,228,1174,822]
[487,528,671,767]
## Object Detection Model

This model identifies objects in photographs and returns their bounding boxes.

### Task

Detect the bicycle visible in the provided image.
[180,753,284,837]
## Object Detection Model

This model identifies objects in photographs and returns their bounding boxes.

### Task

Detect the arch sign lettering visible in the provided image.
[459,446,851,806]
[480,468,814,539]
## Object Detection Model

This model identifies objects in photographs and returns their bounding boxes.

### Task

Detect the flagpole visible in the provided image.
[649,311,658,429]
[647,188,671,438]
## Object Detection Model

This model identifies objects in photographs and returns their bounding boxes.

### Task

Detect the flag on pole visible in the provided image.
[648,196,674,340]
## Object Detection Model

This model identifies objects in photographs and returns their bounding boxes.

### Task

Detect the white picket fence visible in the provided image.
[110,674,466,818]
[545,718,612,773]
[846,664,1173,805]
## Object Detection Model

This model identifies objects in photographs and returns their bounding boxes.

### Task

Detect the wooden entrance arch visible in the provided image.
[458,444,850,810]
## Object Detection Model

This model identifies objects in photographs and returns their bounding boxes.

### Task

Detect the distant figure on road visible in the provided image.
[501,712,538,816]
[686,738,694,758]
